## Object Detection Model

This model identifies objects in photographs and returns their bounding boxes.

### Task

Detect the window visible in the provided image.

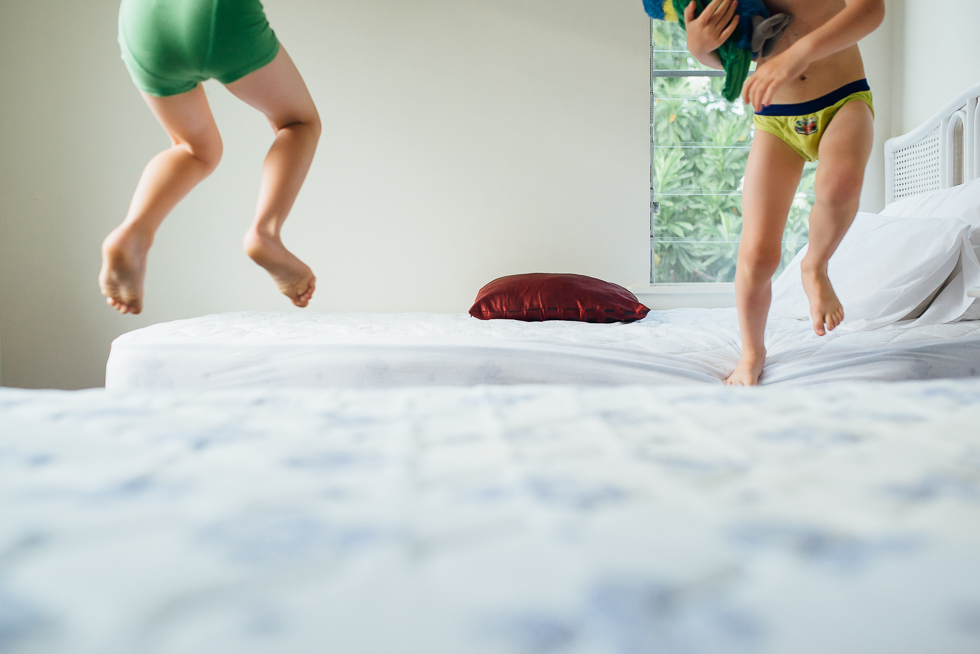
[650,21,817,284]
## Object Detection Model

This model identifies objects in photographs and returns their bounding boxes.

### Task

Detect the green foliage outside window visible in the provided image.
[652,21,816,283]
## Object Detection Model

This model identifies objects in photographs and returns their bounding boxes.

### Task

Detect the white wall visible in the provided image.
[838,0,980,212]
[897,0,980,133]
[857,0,898,214]
[0,0,650,389]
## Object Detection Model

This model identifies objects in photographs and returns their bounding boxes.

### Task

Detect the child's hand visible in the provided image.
[685,0,739,64]
[742,45,809,109]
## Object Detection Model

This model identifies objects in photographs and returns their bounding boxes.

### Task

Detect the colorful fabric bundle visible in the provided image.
[644,0,793,102]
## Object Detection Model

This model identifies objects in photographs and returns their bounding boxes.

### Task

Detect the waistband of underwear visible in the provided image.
[753,79,871,117]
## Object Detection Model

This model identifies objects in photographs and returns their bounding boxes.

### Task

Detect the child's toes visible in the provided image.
[302,279,316,301]
[293,286,314,307]
[830,311,843,331]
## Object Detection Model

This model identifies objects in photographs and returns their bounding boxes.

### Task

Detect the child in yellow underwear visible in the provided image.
[683,0,885,385]
[100,0,321,314]
[752,80,874,163]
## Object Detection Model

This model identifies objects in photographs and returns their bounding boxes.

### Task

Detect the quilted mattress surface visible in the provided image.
[2,381,980,653]
[105,310,980,389]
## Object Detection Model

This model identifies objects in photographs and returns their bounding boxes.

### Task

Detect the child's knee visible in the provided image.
[295,113,322,147]
[307,111,322,142]
[274,109,321,143]
[818,167,864,208]
[188,133,223,173]
[739,244,782,280]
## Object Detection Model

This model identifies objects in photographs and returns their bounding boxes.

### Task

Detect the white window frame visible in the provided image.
[629,22,736,309]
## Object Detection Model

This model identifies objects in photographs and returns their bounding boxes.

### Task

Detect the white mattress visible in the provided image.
[105,310,980,390]
[2,381,980,653]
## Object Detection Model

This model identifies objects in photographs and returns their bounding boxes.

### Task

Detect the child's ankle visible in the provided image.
[109,223,154,249]
[248,221,282,240]
[800,259,828,277]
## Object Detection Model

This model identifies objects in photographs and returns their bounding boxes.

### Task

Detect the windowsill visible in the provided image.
[628,283,736,310]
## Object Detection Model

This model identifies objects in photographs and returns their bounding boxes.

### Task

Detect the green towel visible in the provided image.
[672,0,753,102]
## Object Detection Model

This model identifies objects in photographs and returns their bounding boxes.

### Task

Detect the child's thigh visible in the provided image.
[141,86,221,158]
[740,130,805,247]
[816,101,875,198]
[223,47,318,130]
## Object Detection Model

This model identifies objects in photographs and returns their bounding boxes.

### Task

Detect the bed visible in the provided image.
[105,309,980,389]
[105,81,980,391]
[3,380,980,653]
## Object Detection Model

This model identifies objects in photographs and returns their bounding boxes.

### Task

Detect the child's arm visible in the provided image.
[684,0,740,71]
[743,0,885,109]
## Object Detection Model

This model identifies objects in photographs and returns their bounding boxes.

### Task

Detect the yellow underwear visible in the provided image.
[752,79,874,163]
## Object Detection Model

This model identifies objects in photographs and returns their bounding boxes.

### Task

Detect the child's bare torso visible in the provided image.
[759,0,867,102]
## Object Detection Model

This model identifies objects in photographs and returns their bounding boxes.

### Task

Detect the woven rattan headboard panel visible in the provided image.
[884,82,980,204]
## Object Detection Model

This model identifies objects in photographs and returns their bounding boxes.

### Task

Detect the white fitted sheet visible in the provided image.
[2,381,980,653]
[105,310,980,390]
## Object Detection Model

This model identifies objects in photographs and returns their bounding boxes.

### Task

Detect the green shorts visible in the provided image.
[118,0,280,97]
[752,79,874,163]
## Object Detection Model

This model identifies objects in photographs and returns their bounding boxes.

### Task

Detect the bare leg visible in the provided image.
[801,101,875,335]
[225,47,321,308]
[726,130,805,386]
[100,85,223,314]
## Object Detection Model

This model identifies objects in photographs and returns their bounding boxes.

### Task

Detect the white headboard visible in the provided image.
[884,81,980,205]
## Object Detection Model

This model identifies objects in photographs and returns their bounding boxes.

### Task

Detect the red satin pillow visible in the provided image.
[469,273,650,323]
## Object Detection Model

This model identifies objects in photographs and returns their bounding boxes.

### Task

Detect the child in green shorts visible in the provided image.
[101,0,320,314]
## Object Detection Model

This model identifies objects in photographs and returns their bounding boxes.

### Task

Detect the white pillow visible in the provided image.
[881,178,980,229]
[771,212,974,331]
[881,179,980,319]
[882,178,980,253]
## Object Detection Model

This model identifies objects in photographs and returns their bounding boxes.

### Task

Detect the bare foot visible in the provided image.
[801,268,844,336]
[244,230,316,307]
[725,349,766,386]
[99,226,152,315]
